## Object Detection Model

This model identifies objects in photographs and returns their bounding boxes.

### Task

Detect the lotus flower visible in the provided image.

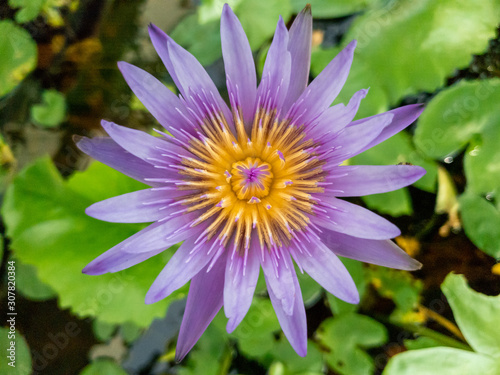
[77,4,425,360]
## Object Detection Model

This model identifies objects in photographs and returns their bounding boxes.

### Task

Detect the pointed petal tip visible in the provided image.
[406,258,423,271]
[72,134,83,144]
[414,165,427,179]
[303,3,312,13]
[226,318,238,334]
[144,291,160,305]
[82,263,104,276]
[222,2,233,14]
[100,119,113,129]
[296,344,308,357]
[289,334,308,357]
[148,22,159,32]
[116,60,131,72]
[148,23,172,43]
[84,205,97,218]
[346,39,357,51]
[347,290,361,304]
[174,350,188,363]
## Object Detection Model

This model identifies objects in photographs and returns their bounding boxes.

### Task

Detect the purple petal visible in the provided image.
[86,188,188,223]
[224,237,260,333]
[289,40,356,126]
[324,112,393,165]
[145,231,213,304]
[175,254,225,361]
[327,165,426,197]
[101,120,186,167]
[257,17,291,111]
[121,212,197,254]
[221,4,257,126]
[352,103,425,154]
[83,246,165,276]
[165,39,233,123]
[292,239,359,303]
[266,265,307,357]
[82,218,194,275]
[260,248,295,315]
[75,136,165,185]
[319,229,422,270]
[148,24,180,88]
[148,24,233,128]
[310,88,368,138]
[117,61,193,131]
[283,5,312,111]
[315,197,401,239]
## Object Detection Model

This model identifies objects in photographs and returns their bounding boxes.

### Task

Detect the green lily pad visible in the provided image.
[92,320,116,342]
[383,347,498,375]
[178,321,230,375]
[169,14,222,67]
[384,274,500,374]
[15,260,57,301]
[442,273,500,358]
[291,0,383,18]
[8,0,45,23]
[317,313,388,375]
[311,0,500,119]
[2,157,187,327]
[327,258,366,316]
[0,20,37,98]
[170,0,292,66]
[0,327,32,375]
[415,79,500,195]
[296,270,323,307]
[361,189,413,217]
[267,339,323,375]
[459,192,500,259]
[31,89,67,128]
[404,336,441,350]
[366,267,423,325]
[236,0,292,50]
[350,131,438,216]
[230,297,281,360]
[79,358,127,375]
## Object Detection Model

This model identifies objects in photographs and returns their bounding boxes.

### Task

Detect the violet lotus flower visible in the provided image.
[77,4,425,360]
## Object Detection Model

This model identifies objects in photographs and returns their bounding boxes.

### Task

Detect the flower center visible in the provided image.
[231,158,273,201]
[171,105,326,252]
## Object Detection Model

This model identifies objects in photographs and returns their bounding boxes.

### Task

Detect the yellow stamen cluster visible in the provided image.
[179,107,326,252]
